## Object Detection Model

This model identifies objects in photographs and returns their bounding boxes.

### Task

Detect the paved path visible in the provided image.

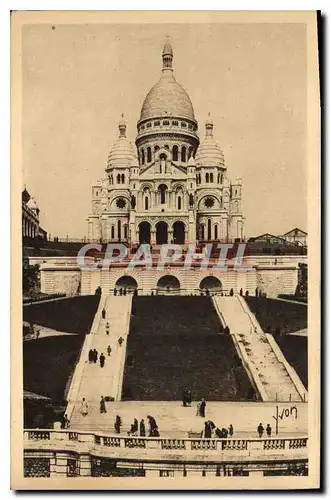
[68,400,307,439]
[69,296,132,425]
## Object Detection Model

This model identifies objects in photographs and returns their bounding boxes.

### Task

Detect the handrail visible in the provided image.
[266,333,307,402]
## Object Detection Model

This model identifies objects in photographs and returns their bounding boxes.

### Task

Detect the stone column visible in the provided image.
[79,454,92,476]
[151,231,156,245]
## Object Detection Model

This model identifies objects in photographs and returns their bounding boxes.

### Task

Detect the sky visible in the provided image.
[22,22,307,239]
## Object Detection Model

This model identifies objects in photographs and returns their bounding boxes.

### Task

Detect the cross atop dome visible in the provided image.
[162,36,173,71]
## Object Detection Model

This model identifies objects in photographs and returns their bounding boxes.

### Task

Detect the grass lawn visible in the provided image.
[272,335,308,389]
[23,295,100,427]
[245,297,307,334]
[23,295,100,334]
[123,297,257,401]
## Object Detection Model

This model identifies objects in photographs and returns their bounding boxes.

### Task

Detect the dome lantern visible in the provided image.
[162,36,173,72]
[119,113,126,138]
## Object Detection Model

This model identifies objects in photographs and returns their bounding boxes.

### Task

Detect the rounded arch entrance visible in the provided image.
[156,221,168,244]
[115,276,138,291]
[199,276,222,293]
[156,275,180,294]
[173,221,185,244]
[139,221,151,244]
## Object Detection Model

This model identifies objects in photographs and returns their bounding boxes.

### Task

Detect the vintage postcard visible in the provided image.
[11,11,320,490]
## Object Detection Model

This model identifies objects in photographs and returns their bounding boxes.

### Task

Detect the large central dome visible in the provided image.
[139,41,195,122]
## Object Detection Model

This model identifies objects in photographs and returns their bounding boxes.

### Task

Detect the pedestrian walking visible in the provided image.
[118,336,124,346]
[228,424,234,437]
[88,349,94,363]
[182,388,188,407]
[257,423,264,438]
[105,322,110,335]
[140,419,146,437]
[204,421,212,438]
[99,353,105,368]
[196,401,201,416]
[199,398,206,418]
[107,345,112,356]
[114,415,122,433]
[60,414,70,429]
[93,349,98,363]
[266,424,272,437]
[187,389,192,407]
[99,396,107,414]
[80,398,88,417]
[102,308,106,319]
[147,415,158,437]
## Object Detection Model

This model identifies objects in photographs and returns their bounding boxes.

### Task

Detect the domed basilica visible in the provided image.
[87,40,244,245]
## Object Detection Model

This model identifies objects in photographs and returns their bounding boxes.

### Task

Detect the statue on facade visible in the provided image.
[189,193,194,208]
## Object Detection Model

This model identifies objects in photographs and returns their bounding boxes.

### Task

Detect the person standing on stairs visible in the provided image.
[93,349,98,363]
[102,308,106,319]
[107,345,112,356]
[105,322,110,335]
[99,352,105,368]
[99,396,107,414]
[88,349,94,363]
[80,398,88,417]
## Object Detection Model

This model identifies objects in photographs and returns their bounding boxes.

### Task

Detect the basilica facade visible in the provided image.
[87,40,244,245]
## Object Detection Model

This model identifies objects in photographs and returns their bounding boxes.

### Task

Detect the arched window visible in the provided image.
[117,174,121,184]
[207,219,212,240]
[172,145,179,162]
[177,196,182,210]
[124,225,128,240]
[111,226,115,239]
[201,225,205,240]
[159,184,167,205]
[154,145,160,157]
[221,174,223,184]
[181,146,187,162]
[147,147,152,163]
[217,174,220,183]
[214,224,218,240]
[121,174,125,184]
[206,173,209,183]
[141,149,145,165]
[117,220,121,240]
[210,173,214,183]
[145,196,149,210]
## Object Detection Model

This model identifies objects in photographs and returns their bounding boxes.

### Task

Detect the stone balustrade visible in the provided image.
[24,429,307,459]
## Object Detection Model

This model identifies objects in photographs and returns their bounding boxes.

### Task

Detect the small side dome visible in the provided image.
[107,116,135,170]
[26,197,39,211]
[195,114,225,167]
[188,155,196,167]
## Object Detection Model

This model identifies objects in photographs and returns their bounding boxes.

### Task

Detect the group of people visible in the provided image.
[203,420,234,439]
[88,349,107,367]
[113,415,159,437]
[257,423,272,438]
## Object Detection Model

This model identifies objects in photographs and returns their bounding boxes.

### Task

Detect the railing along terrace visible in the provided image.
[24,430,308,457]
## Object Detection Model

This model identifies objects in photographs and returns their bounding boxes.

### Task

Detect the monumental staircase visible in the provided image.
[213,296,307,402]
